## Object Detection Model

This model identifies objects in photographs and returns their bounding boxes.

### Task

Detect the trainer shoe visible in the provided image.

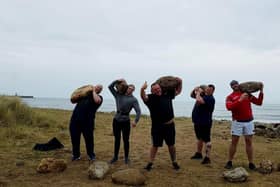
[190,152,203,159]
[224,161,233,169]
[109,157,118,164]
[144,162,153,171]
[88,155,96,161]
[124,157,130,165]
[201,157,211,164]
[172,162,180,170]
[72,156,81,161]
[249,162,256,170]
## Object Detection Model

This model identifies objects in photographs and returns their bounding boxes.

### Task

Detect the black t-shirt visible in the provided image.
[144,91,175,127]
[71,93,103,124]
[191,95,215,126]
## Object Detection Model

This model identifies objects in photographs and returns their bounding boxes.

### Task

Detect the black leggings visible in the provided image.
[112,118,131,159]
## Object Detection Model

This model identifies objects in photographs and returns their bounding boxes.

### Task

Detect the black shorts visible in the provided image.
[151,122,175,147]
[194,124,211,143]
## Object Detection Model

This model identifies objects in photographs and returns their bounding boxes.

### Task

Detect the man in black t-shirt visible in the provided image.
[69,84,103,161]
[140,78,182,171]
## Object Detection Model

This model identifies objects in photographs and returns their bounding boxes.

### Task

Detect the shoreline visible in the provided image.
[33,106,280,125]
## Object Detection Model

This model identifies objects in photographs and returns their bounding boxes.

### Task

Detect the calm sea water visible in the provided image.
[22,97,280,123]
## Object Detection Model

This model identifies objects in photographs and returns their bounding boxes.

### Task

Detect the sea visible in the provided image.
[21,97,280,124]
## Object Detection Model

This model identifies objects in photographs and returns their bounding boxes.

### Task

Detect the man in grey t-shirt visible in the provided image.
[108,79,141,164]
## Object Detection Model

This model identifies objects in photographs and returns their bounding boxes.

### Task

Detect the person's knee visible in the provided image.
[206,142,211,148]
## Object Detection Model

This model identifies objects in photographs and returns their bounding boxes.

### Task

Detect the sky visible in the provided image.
[0,0,279,103]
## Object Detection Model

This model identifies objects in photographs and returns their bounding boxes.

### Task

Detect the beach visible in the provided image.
[1,105,280,186]
[22,97,280,123]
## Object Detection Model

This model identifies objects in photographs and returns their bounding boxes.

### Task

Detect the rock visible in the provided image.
[116,80,128,95]
[112,168,146,185]
[254,128,266,136]
[265,128,277,138]
[259,160,273,174]
[273,123,280,128]
[37,158,67,173]
[88,161,110,179]
[223,167,249,182]
[155,76,180,94]
[275,126,280,137]
[70,85,93,103]
[239,81,263,93]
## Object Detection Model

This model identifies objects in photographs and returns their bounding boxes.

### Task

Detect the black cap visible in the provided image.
[230,80,239,86]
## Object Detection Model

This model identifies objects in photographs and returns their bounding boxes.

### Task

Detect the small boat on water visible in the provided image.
[19,96,34,99]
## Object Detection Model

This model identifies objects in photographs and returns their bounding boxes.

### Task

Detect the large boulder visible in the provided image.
[88,161,110,180]
[223,167,249,183]
[115,80,128,95]
[37,158,67,173]
[112,168,146,185]
[155,76,180,93]
[258,160,273,174]
[70,85,93,103]
[239,81,263,93]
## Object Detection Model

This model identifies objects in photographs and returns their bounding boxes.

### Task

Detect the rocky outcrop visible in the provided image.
[254,123,280,138]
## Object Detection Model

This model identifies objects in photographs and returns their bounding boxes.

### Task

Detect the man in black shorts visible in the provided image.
[140,78,182,171]
[190,84,215,164]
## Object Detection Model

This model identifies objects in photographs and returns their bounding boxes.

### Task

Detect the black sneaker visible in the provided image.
[124,157,130,165]
[201,157,211,164]
[249,162,256,170]
[224,161,233,169]
[72,156,81,161]
[172,162,180,170]
[190,152,203,159]
[109,157,118,164]
[88,155,96,161]
[144,162,153,171]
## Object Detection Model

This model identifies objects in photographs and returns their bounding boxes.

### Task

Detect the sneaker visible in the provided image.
[190,152,203,159]
[249,162,256,170]
[124,157,130,165]
[172,162,180,170]
[109,157,118,164]
[224,161,233,169]
[88,155,96,161]
[72,156,81,161]
[201,157,211,164]
[144,162,153,171]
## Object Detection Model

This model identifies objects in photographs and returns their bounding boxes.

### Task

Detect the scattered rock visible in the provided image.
[88,161,110,179]
[37,158,67,173]
[259,160,273,174]
[265,128,277,138]
[223,167,249,183]
[112,168,146,185]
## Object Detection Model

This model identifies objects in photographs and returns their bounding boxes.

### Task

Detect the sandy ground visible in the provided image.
[0,111,280,187]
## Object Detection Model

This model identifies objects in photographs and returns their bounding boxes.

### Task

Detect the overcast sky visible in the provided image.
[0,0,279,103]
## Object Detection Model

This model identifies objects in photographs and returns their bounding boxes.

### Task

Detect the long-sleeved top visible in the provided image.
[108,80,141,123]
[226,91,263,121]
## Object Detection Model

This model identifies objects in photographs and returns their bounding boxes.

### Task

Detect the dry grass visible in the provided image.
[0,96,280,186]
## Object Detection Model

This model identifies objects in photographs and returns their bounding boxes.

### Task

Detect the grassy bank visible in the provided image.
[0,96,280,186]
